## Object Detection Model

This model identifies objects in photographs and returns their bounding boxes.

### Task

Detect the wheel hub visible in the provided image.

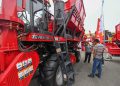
[56,66,64,86]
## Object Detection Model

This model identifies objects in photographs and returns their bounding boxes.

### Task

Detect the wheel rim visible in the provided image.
[56,66,64,86]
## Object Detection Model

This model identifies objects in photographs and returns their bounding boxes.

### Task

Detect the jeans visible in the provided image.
[91,58,102,78]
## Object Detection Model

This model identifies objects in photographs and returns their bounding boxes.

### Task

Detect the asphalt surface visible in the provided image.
[73,52,120,86]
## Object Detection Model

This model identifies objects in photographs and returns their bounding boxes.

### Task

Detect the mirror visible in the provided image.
[17,12,23,18]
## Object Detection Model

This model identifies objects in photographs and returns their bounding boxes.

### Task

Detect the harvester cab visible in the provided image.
[17,0,52,33]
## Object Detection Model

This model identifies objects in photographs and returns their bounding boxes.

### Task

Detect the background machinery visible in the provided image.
[105,24,120,55]
[0,0,86,86]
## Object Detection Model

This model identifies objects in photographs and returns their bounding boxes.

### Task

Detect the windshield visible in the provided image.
[17,0,44,25]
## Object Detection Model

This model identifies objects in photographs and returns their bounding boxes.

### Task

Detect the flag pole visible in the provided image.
[101,0,105,44]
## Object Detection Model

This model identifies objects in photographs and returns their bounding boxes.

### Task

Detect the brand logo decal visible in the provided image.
[32,35,53,40]
[16,58,34,80]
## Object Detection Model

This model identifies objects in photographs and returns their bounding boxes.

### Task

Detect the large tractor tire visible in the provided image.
[40,54,64,86]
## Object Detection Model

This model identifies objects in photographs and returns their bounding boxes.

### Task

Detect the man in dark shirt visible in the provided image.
[84,42,92,63]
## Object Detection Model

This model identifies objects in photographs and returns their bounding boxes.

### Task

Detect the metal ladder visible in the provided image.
[54,41,75,86]
[53,1,76,86]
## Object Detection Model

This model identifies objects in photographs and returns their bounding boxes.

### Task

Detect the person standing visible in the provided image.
[84,42,92,63]
[88,39,106,78]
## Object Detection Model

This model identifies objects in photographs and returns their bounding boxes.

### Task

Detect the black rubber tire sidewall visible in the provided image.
[40,54,64,86]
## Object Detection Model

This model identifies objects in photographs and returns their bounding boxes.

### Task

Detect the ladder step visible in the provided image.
[59,42,66,44]
[65,61,74,73]
[65,61,71,66]
[67,72,75,86]
[56,18,63,20]
[67,72,74,79]
[61,51,67,54]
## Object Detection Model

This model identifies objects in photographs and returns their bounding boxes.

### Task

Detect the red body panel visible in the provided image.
[0,51,39,86]
[0,1,39,85]
[69,53,76,64]
[105,43,120,55]
[0,0,23,24]
[105,24,120,55]
[20,33,81,42]
[0,22,18,51]
[65,0,86,33]
[116,24,120,41]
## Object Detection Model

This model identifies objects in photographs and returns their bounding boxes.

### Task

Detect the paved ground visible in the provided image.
[73,52,120,86]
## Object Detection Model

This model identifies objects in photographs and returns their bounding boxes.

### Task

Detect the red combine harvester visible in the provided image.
[106,23,120,55]
[0,0,86,86]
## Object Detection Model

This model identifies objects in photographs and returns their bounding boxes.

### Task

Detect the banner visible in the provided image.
[95,18,104,43]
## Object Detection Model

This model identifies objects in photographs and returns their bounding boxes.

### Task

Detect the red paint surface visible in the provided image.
[69,53,76,64]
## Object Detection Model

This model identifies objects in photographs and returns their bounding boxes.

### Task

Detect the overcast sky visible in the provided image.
[83,0,120,34]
